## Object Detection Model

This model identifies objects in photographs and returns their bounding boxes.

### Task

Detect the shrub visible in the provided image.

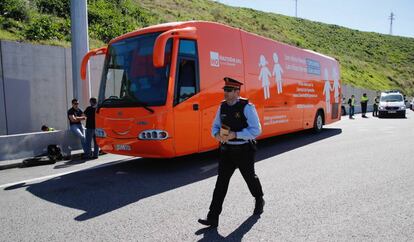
[24,14,69,41]
[0,0,29,21]
[88,0,150,42]
[34,0,70,18]
[0,16,24,31]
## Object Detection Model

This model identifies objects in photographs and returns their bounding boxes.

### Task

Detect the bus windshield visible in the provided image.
[99,32,172,108]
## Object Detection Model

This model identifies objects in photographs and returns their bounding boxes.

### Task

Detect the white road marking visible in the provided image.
[0,159,133,189]
[200,163,218,173]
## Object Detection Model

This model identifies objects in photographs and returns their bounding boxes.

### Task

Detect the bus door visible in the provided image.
[173,39,201,156]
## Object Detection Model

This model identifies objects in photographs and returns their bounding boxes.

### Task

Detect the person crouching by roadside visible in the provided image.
[41,125,55,131]
[67,98,88,158]
[84,97,100,159]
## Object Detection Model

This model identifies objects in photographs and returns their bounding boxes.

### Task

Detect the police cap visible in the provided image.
[223,77,243,89]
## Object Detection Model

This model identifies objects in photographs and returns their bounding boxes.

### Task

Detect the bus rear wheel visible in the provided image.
[313,111,323,133]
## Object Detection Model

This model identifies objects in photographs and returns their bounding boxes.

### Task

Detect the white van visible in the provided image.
[378,91,406,118]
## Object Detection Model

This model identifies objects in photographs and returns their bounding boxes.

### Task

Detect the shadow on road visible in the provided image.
[195,215,260,241]
[4,128,341,221]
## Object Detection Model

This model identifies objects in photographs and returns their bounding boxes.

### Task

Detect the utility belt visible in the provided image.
[220,140,257,152]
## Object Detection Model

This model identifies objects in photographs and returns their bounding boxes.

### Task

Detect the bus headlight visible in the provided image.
[138,130,169,140]
[95,128,107,138]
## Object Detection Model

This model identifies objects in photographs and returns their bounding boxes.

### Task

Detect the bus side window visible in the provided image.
[176,59,196,103]
[175,40,199,105]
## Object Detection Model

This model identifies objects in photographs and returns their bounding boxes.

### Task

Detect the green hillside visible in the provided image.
[1,0,414,95]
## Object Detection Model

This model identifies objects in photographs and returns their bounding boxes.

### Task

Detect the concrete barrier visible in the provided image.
[0,130,81,162]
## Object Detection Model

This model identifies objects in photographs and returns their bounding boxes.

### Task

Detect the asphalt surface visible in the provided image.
[1,111,414,241]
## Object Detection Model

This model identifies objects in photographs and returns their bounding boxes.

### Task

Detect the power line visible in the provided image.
[389,12,395,35]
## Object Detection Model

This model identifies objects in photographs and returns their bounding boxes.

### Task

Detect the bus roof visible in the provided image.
[108,20,337,63]
[303,49,336,61]
[109,22,185,44]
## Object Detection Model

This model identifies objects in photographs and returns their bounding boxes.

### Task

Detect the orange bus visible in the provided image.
[81,21,341,158]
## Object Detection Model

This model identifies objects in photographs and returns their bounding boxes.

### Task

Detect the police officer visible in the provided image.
[198,77,264,227]
[373,95,379,117]
[360,93,369,118]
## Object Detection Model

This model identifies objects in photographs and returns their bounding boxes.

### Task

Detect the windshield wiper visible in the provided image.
[97,96,155,114]
[122,96,155,114]
[100,96,120,105]
[97,97,120,112]
[135,100,155,114]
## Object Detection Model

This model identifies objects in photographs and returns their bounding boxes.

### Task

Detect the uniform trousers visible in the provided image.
[361,102,368,115]
[208,143,264,218]
[373,104,378,116]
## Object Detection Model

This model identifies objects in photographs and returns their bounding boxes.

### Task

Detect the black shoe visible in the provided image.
[254,197,265,215]
[80,153,91,159]
[198,217,218,227]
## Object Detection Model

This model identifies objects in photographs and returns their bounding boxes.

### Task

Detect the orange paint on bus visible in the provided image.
[81,21,341,158]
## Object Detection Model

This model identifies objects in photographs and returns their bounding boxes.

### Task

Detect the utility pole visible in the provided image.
[389,12,395,35]
[70,0,90,107]
[295,0,298,17]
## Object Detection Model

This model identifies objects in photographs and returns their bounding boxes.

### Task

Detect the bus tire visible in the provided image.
[313,111,324,133]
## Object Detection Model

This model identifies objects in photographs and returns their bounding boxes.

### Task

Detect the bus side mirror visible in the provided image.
[153,27,197,68]
[81,47,108,80]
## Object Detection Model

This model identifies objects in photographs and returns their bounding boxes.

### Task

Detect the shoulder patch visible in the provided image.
[239,98,249,105]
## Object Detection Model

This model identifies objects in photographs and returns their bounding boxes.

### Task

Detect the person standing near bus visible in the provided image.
[348,95,355,119]
[84,97,99,159]
[67,98,88,157]
[198,77,264,227]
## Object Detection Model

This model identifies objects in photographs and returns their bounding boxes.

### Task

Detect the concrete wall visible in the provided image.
[342,84,379,104]
[0,130,81,161]
[0,41,7,135]
[2,41,68,134]
[0,40,104,135]
[341,84,379,114]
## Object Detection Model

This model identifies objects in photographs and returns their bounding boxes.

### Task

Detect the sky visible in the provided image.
[214,0,414,38]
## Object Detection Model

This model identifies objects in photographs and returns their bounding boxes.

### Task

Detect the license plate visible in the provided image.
[388,111,396,113]
[115,144,131,151]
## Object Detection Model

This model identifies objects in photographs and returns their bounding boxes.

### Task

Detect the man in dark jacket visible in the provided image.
[84,97,99,159]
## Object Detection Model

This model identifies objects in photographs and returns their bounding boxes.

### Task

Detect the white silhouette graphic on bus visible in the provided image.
[323,68,333,114]
[272,52,284,94]
[332,67,340,103]
[259,55,272,100]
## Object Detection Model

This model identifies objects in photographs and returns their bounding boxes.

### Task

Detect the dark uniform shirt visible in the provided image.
[212,98,261,143]
[220,99,249,142]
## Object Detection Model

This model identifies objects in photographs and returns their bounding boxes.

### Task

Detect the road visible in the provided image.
[1,111,414,241]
